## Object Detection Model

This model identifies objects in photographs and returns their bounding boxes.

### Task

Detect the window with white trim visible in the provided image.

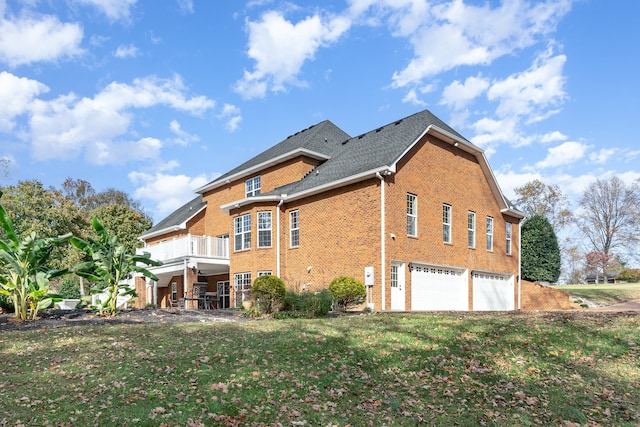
[234,214,251,251]
[290,210,300,247]
[443,204,452,243]
[468,211,476,248]
[391,265,399,288]
[258,271,272,277]
[486,217,494,251]
[245,176,261,197]
[506,222,512,255]
[234,272,251,307]
[407,193,417,237]
[171,282,177,301]
[257,211,272,248]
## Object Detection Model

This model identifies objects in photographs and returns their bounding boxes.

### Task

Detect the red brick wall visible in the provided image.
[520,280,575,310]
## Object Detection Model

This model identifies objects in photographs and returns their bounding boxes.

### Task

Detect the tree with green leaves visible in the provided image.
[521,214,561,283]
[71,217,161,316]
[0,191,71,320]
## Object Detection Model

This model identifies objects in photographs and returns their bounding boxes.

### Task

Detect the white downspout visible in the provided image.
[276,198,284,277]
[518,221,522,310]
[376,172,386,311]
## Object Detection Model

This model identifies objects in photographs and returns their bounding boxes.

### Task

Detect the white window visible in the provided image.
[234,214,251,251]
[407,193,417,237]
[245,176,261,197]
[443,204,452,243]
[290,210,300,247]
[234,272,252,307]
[506,222,512,255]
[391,265,399,288]
[258,271,272,277]
[486,217,493,251]
[171,282,177,301]
[467,211,476,248]
[257,211,272,248]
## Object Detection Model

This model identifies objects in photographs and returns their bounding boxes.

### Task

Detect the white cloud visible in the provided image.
[540,131,567,143]
[440,74,489,110]
[129,171,216,218]
[73,0,138,22]
[217,104,242,132]
[401,88,426,106]
[0,11,83,66]
[169,120,199,146]
[177,0,194,14]
[487,51,567,119]
[114,43,140,58]
[87,136,162,165]
[534,141,588,169]
[381,0,572,87]
[235,10,351,99]
[589,148,617,164]
[28,75,215,163]
[0,72,48,132]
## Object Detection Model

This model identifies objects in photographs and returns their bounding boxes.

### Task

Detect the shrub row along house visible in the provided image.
[136,109,525,311]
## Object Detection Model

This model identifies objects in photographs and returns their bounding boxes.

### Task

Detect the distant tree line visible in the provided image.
[514,176,640,284]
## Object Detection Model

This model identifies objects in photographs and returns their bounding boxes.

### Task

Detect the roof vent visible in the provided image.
[394,120,402,125]
[375,127,383,133]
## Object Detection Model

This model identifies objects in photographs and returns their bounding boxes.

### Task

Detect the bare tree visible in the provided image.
[513,179,573,231]
[576,176,640,260]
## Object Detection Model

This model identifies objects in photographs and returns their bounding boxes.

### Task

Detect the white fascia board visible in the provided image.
[220,195,283,214]
[195,148,332,194]
[139,204,207,241]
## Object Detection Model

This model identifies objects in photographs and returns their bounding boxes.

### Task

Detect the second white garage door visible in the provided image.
[472,272,514,311]
[411,265,468,311]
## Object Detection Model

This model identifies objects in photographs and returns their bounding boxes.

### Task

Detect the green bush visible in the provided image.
[282,291,303,312]
[328,276,366,311]
[57,277,81,299]
[617,268,640,283]
[251,275,286,314]
[0,294,13,312]
[278,289,333,318]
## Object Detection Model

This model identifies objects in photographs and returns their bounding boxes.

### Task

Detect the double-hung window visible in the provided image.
[506,222,512,255]
[289,210,300,247]
[486,216,494,251]
[257,211,272,248]
[245,176,261,197]
[407,193,418,237]
[407,193,417,237]
[234,214,251,251]
[467,211,476,248]
[443,204,452,243]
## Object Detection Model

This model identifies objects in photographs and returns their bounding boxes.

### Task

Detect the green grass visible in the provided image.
[2,312,639,426]
[555,282,640,305]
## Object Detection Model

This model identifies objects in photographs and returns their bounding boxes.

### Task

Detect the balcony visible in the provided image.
[139,235,229,261]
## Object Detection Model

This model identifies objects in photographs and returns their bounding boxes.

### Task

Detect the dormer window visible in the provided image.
[246,176,261,197]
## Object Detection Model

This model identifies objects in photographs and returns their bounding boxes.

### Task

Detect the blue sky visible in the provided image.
[1,0,639,223]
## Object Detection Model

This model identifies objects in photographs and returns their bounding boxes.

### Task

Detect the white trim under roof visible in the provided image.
[140,204,207,240]
[220,195,283,214]
[195,148,332,194]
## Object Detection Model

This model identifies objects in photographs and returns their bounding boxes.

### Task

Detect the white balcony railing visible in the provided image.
[139,235,229,261]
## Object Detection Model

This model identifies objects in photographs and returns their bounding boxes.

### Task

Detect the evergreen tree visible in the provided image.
[521,214,561,283]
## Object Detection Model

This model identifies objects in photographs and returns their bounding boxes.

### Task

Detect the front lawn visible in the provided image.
[555,282,640,305]
[2,312,639,426]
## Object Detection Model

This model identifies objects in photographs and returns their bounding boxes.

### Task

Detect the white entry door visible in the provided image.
[390,263,405,310]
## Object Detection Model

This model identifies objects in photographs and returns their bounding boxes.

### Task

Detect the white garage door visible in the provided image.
[472,272,514,311]
[411,265,468,311]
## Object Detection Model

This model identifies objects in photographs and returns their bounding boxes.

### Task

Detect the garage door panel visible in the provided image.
[411,266,468,311]
[473,273,514,311]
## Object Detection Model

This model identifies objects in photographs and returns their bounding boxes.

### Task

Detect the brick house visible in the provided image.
[136,109,525,311]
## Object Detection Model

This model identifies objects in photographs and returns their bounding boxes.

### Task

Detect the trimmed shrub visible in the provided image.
[251,275,286,314]
[328,276,366,311]
[57,277,81,299]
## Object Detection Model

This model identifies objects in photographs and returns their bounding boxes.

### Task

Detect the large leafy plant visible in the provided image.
[0,191,71,320]
[71,217,161,316]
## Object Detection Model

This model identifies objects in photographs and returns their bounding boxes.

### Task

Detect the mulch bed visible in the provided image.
[0,308,248,332]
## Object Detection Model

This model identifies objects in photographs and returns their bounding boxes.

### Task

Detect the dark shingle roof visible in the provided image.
[201,120,351,189]
[142,195,206,237]
[266,109,475,196]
